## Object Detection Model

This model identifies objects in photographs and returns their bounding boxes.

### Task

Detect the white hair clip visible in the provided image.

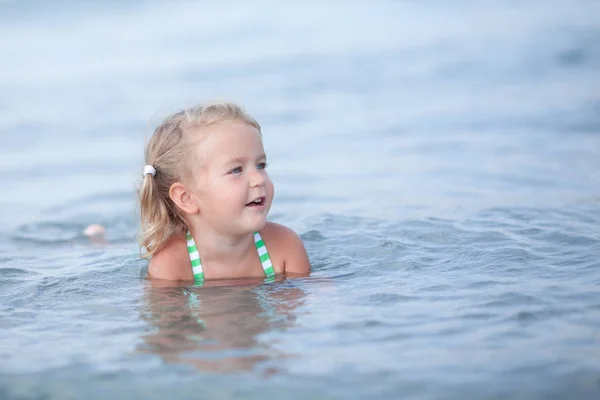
[143,165,156,177]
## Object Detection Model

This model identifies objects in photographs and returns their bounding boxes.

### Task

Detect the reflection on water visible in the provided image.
[138,278,306,374]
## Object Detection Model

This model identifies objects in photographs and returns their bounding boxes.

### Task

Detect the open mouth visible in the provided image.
[245,196,266,207]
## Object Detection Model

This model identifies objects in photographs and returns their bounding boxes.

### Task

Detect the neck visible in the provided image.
[187,222,254,264]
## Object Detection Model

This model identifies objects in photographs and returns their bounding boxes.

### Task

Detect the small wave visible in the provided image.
[0,266,30,277]
[366,292,420,304]
[300,229,326,242]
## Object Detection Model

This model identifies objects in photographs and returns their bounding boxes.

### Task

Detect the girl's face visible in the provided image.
[189,121,274,236]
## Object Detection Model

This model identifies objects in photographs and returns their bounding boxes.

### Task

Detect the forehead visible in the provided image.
[193,121,264,163]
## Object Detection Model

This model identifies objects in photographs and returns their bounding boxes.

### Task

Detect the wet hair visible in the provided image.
[137,101,261,258]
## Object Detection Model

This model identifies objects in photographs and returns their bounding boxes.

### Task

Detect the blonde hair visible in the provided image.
[137,101,261,258]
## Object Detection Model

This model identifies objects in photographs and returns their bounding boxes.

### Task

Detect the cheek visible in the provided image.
[198,181,225,205]
[267,179,275,197]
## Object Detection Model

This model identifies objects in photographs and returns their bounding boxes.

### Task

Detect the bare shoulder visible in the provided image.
[147,234,194,281]
[260,222,311,277]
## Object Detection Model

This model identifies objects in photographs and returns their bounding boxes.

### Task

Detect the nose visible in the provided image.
[249,168,266,188]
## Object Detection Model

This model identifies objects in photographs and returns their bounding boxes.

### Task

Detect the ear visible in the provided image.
[169,182,200,215]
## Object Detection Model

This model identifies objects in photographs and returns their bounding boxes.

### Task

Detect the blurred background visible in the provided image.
[1,1,599,399]
[1,0,598,232]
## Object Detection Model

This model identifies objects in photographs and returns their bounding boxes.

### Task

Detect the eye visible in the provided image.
[257,162,267,170]
[229,166,243,174]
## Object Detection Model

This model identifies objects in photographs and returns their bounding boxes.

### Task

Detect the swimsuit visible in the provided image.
[186,230,275,285]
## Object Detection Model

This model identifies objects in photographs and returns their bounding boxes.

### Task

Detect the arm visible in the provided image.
[261,222,311,277]
[281,227,311,277]
[147,235,192,281]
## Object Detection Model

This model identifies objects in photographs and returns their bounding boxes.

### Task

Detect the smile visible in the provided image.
[245,196,266,207]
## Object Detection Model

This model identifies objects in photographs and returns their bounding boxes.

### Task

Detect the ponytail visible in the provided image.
[138,172,174,257]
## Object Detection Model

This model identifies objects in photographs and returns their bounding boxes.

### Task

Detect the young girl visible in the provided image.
[137,101,310,284]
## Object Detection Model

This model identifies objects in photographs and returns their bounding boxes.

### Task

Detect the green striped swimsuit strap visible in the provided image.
[186,231,275,284]
[186,231,204,283]
[254,232,275,278]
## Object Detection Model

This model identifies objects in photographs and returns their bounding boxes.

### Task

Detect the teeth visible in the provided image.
[254,198,261,203]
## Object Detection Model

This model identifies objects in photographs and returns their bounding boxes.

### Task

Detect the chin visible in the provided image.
[251,219,267,232]
[247,216,267,233]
